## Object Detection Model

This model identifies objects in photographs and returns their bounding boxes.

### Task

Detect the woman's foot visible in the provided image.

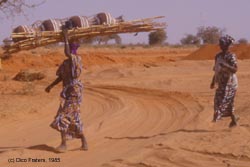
[80,134,88,151]
[56,144,67,153]
[80,144,88,151]
[229,115,240,128]
[212,112,222,122]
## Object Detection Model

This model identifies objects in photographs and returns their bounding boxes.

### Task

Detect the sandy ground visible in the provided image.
[1,46,250,167]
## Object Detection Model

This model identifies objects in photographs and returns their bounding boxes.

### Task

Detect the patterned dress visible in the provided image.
[213,52,238,120]
[50,54,84,139]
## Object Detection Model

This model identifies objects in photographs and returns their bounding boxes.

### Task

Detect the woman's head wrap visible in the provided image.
[219,35,235,46]
[69,43,80,54]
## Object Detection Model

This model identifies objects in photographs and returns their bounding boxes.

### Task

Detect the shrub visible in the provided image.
[13,70,45,82]
[238,38,248,44]
[180,34,200,45]
[197,26,225,44]
[148,29,167,45]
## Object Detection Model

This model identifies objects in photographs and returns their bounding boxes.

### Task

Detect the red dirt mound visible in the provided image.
[231,44,250,59]
[184,44,250,60]
[1,49,64,71]
[1,47,181,71]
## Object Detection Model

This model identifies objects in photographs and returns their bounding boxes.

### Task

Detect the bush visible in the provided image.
[197,26,225,44]
[0,0,45,18]
[148,29,167,45]
[238,38,248,44]
[180,34,200,45]
[13,70,45,82]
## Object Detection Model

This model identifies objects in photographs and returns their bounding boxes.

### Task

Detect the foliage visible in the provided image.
[80,38,95,45]
[0,0,45,18]
[96,34,122,45]
[196,26,225,44]
[113,34,122,45]
[180,34,200,45]
[238,38,248,44]
[148,29,167,45]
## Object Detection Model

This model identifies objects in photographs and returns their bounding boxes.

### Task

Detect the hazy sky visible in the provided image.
[1,0,250,44]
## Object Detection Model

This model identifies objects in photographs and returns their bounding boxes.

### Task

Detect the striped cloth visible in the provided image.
[50,54,84,139]
[213,52,238,121]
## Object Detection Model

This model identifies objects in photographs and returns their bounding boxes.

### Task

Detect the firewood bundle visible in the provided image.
[2,13,166,54]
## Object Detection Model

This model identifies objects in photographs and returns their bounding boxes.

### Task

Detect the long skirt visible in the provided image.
[50,98,83,139]
[214,85,237,121]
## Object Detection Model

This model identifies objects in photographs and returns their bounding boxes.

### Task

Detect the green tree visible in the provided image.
[180,34,200,45]
[197,26,225,44]
[0,0,45,18]
[148,29,167,45]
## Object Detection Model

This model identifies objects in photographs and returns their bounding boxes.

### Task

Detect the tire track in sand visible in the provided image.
[71,84,204,167]
[82,85,250,167]
[0,84,208,167]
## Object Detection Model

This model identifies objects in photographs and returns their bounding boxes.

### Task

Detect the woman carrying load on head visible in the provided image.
[210,35,239,127]
[45,23,88,152]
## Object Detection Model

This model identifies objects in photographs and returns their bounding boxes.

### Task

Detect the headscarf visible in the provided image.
[69,43,80,55]
[219,35,235,47]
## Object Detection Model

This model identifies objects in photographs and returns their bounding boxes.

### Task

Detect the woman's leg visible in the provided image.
[56,131,67,152]
[213,89,223,121]
[79,133,88,150]
[228,89,239,127]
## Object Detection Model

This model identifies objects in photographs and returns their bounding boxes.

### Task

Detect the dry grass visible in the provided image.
[13,70,45,82]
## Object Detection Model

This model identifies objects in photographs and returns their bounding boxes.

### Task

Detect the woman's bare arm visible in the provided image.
[62,28,71,58]
[45,77,62,93]
[220,62,237,73]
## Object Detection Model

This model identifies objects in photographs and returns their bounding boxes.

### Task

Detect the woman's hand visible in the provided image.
[45,85,52,93]
[45,77,62,93]
[210,82,215,89]
[62,27,68,36]
[219,62,228,67]
[219,62,237,73]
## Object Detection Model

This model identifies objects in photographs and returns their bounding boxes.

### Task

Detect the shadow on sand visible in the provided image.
[0,144,62,154]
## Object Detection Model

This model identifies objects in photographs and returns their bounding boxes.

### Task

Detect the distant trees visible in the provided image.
[0,0,45,18]
[96,34,122,45]
[197,26,225,44]
[80,34,122,45]
[180,34,200,45]
[148,29,167,45]
[80,38,95,45]
[238,38,248,44]
[180,26,227,45]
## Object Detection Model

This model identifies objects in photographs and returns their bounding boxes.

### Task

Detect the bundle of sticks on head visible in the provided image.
[2,12,166,54]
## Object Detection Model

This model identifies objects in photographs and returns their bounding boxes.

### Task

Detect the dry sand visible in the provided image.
[1,45,250,167]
